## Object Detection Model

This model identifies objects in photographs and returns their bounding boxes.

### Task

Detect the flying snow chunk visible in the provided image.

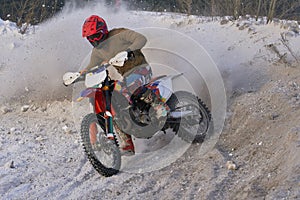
[8,42,16,50]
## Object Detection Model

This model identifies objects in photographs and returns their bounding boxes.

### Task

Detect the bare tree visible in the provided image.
[256,0,263,21]
[210,0,216,16]
[233,0,241,19]
[53,0,58,15]
[16,0,30,26]
[278,1,300,20]
[176,0,192,15]
[267,0,277,23]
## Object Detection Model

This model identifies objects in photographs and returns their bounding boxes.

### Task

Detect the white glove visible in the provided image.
[109,51,128,67]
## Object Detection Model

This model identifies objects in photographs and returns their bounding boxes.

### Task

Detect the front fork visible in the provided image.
[102,76,118,146]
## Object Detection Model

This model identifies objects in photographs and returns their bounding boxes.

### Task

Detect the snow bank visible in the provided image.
[0,19,19,35]
[0,18,37,36]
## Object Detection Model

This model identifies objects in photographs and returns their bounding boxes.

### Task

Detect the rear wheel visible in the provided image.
[80,113,121,177]
[167,91,211,143]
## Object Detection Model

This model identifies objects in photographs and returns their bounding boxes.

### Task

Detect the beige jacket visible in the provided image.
[85,28,148,76]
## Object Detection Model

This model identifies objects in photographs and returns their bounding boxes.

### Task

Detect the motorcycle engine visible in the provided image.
[129,86,168,129]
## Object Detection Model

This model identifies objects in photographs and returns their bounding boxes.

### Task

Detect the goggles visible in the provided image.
[87,32,104,43]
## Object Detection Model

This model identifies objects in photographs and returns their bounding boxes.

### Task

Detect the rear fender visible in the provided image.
[147,73,184,102]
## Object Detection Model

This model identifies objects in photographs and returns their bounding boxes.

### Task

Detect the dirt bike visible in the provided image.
[63,63,211,177]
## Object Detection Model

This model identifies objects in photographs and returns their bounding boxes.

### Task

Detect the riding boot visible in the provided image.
[121,134,135,156]
[114,124,135,156]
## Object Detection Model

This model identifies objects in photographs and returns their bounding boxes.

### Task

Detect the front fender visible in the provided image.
[77,87,116,116]
[76,88,100,102]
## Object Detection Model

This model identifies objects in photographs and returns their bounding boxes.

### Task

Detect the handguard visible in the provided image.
[108,51,128,67]
[63,72,81,86]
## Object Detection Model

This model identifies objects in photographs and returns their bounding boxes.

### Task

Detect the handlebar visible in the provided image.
[63,63,110,87]
[81,63,110,76]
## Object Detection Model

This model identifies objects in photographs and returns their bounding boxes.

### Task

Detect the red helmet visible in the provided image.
[82,15,108,46]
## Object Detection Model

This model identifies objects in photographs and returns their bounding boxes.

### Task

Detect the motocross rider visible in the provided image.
[81,15,152,155]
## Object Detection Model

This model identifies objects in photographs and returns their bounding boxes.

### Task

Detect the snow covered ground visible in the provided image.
[0,3,300,199]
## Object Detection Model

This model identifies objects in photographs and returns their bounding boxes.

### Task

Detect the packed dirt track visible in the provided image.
[1,7,300,200]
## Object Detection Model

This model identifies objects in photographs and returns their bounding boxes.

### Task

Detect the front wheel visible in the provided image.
[167,91,212,143]
[80,113,121,177]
